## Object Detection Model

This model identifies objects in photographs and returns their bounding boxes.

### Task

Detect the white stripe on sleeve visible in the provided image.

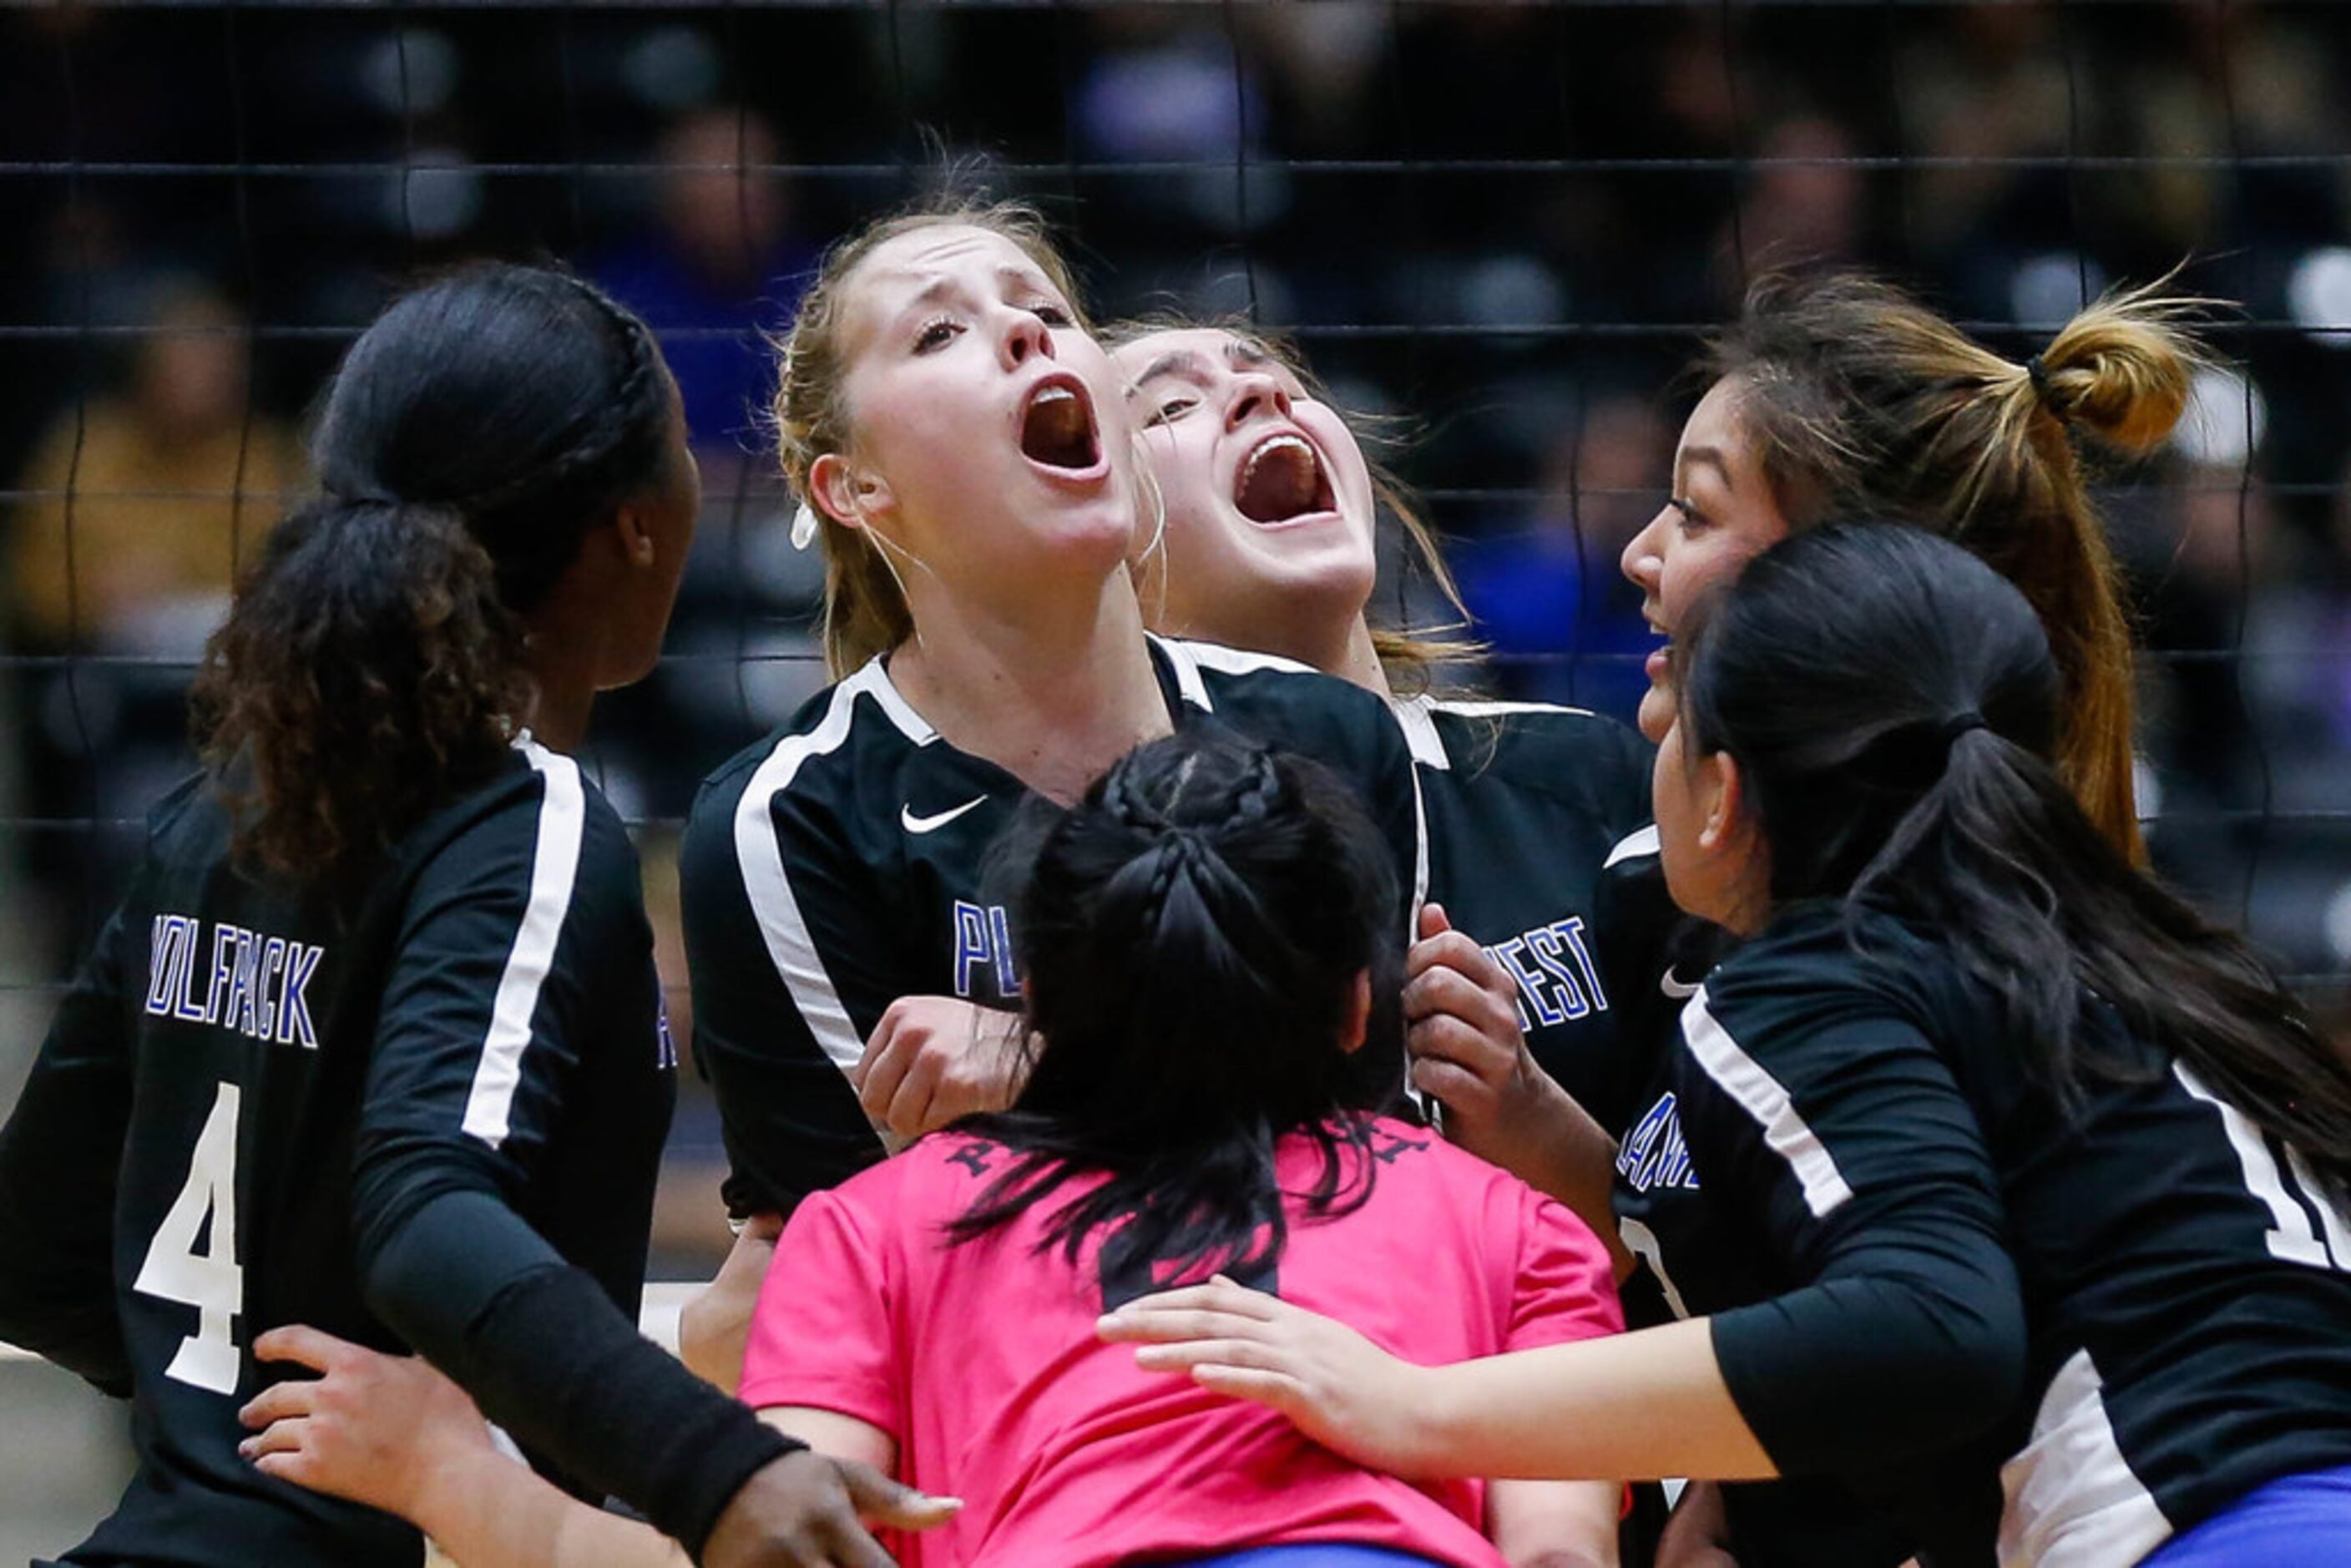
[732,667,885,1072]
[463,741,586,1150]
[1680,987,1855,1218]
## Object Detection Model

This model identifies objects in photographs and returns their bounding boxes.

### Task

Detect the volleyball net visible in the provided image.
[2,0,2347,1094]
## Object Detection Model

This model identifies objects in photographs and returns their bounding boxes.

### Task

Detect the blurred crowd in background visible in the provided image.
[3,1,2348,1157]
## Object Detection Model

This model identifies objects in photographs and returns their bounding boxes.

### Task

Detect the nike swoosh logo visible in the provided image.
[901,797,988,835]
[1659,970,1702,1000]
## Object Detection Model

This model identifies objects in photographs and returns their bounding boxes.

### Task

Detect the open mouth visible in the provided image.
[1644,615,1672,683]
[1234,432,1336,525]
[1019,378,1103,474]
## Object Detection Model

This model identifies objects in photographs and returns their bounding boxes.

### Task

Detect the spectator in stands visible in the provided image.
[1454,391,1671,716]
[8,281,297,655]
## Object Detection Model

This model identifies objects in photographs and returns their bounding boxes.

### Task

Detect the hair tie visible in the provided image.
[1939,710,1989,746]
[790,500,820,550]
[2025,354,2054,402]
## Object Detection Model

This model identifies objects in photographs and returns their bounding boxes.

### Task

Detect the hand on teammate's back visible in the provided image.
[236,1325,493,1523]
[851,995,1028,1141]
[704,1449,958,1568]
[1097,1274,1443,1479]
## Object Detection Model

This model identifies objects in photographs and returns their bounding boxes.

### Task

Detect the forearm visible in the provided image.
[1426,1318,1774,1483]
[1509,1084,1632,1278]
[678,1221,781,1396]
[414,1451,687,1568]
[1488,1478,1620,1568]
[359,1187,794,1554]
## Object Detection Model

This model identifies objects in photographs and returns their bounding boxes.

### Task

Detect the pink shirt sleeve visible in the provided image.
[737,1186,901,1435]
[1505,1187,1626,1351]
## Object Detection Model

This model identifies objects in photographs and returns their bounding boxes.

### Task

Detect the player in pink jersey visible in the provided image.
[235,731,1623,1568]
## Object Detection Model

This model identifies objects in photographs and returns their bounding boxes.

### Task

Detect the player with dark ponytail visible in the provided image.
[1105,528,2351,1568]
[0,264,934,1567]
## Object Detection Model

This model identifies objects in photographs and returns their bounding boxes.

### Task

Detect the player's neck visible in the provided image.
[1320,617,1393,701]
[886,582,1170,804]
[515,611,600,753]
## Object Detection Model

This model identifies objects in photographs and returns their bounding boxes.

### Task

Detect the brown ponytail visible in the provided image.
[193,501,529,880]
[1711,272,2207,862]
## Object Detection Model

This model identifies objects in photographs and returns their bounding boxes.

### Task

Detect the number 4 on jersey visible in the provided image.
[132,1081,244,1393]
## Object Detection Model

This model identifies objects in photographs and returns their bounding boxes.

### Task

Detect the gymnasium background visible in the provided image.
[3,2,2348,1553]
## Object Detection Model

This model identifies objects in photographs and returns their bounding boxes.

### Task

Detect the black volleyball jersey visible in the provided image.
[1613,902,2351,1568]
[0,745,673,1568]
[1389,696,1653,1124]
[683,635,1427,1214]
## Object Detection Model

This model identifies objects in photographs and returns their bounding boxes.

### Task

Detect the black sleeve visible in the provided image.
[1682,989,2027,1477]
[680,770,900,1215]
[347,764,792,1554]
[0,896,139,1393]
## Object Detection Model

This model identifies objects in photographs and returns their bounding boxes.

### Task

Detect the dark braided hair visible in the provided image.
[191,263,678,881]
[950,731,1404,1286]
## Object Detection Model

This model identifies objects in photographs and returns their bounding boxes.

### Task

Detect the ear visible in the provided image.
[609,496,659,569]
[1696,749,1747,852]
[808,452,893,531]
[1337,969,1373,1055]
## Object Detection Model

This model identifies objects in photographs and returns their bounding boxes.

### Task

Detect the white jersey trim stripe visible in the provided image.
[1681,987,1854,1218]
[1429,697,1600,720]
[1152,635,1214,711]
[849,654,938,745]
[1163,636,1317,678]
[1997,1348,2171,1567]
[733,667,885,1072]
[1389,694,1451,771]
[463,741,587,1150]
[1604,823,1661,868]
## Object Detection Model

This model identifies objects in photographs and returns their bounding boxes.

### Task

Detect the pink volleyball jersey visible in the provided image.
[738,1116,1623,1568]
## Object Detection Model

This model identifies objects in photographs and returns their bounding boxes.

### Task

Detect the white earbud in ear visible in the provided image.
[791,500,819,551]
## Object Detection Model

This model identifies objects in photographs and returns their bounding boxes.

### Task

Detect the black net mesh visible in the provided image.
[3,0,2348,1154]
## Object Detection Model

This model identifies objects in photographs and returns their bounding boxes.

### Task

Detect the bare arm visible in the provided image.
[1487,1479,1620,1568]
[1098,1278,1772,1484]
[680,1216,784,1395]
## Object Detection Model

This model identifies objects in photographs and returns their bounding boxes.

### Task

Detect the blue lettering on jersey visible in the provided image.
[950,899,1020,1002]
[144,913,326,1050]
[1483,915,1610,1032]
[1616,1090,1700,1193]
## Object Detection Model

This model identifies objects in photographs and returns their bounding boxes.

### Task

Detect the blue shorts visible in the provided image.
[2141,1464,2351,1565]
[1160,1549,1443,1568]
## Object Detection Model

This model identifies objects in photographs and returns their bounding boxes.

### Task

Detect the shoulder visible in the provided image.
[402,744,644,913]
[696,662,930,813]
[1155,635,1388,726]
[687,660,941,870]
[1706,906,1949,1024]
[822,1132,989,1227]
[1412,696,1651,797]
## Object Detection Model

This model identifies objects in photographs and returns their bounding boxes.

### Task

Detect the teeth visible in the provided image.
[1242,434,1312,486]
[1034,386,1076,406]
